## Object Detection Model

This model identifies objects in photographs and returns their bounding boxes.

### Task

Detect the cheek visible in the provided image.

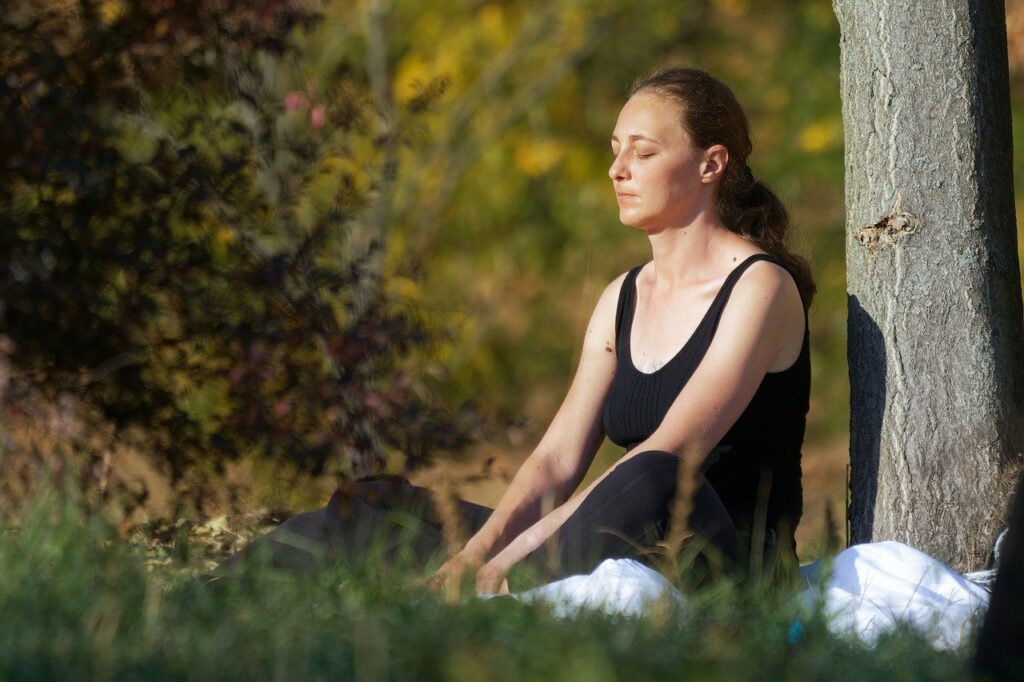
[641,161,677,188]
[652,166,703,214]
[652,162,693,197]
[670,160,703,190]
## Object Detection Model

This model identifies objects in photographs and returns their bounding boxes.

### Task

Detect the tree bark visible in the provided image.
[834,0,1024,571]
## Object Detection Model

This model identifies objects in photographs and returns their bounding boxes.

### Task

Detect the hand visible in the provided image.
[428,549,484,595]
[475,560,511,596]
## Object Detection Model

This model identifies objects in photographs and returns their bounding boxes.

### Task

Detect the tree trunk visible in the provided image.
[834,0,1024,571]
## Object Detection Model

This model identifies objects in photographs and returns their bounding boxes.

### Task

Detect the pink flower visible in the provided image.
[284,91,308,112]
[310,105,326,130]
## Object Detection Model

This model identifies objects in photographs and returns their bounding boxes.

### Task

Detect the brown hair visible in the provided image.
[629,67,816,309]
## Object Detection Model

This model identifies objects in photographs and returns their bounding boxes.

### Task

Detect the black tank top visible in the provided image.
[601,253,809,537]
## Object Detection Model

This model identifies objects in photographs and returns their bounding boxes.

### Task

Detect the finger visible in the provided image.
[407,574,434,592]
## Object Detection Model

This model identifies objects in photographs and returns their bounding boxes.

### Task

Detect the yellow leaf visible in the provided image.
[798,120,841,153]
[478,3,509,46]
[558,4,587,51]
[386,275,421,301]
[214,227,235,246]
[393,56,431,105]
[99,0,125,24]
[514,138,565,177]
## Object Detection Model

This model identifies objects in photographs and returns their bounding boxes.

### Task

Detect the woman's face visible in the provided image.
[608,91,723,231]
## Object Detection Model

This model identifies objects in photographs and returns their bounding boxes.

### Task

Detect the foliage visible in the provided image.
[0,0,483,482]
[0,487,977,681]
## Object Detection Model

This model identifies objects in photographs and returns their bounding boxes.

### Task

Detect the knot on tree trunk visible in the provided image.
[855,211,919,254]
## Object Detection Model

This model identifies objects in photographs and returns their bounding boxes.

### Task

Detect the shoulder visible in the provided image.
[736,256,793,295]
[582,267,641,351]
[594,266,641,313]
[722,256,805,344]
[603,267,635,298]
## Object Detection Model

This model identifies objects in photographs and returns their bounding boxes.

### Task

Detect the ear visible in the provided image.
[700,144,729,184]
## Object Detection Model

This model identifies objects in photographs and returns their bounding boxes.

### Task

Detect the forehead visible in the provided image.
[611,92,687,142]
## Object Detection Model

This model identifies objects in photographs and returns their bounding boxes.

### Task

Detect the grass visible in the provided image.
[0,485,979,682]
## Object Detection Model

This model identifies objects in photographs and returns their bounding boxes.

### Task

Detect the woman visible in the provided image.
[219,67,813,595]
[431,66,814,595]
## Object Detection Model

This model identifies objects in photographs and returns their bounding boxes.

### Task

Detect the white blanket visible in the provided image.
[481,541,990,650]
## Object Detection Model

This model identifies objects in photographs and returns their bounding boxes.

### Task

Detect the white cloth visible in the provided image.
[802,541,989,650]
[479,558,687,620]
[480,541,990,650]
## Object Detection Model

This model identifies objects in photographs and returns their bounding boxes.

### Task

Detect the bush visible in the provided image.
[0,0,482,487]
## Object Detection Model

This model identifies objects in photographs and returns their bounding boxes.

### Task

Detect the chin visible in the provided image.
[618,211,654,231]
[617,209,643,228]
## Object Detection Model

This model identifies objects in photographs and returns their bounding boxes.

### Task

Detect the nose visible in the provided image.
[608,152,629,181]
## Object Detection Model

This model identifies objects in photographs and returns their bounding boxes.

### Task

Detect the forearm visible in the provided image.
[488,447,642,571]
[484,482,590,571]
[487,439,702,571]
[462,451,576,560]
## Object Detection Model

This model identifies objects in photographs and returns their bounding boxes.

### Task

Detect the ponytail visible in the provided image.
[720,173,816,310]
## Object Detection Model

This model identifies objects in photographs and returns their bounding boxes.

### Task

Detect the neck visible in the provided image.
[645,213,732,288]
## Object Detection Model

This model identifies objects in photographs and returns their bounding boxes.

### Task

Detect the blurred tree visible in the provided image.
[380,0,639,428]
[346,0,846,461]
[835,0,1024,571]
[0,0,481,483]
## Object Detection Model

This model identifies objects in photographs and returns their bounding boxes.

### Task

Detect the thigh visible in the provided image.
[521,450,740,581]
[338,474,493,538]
[329,475,494,566]
[218,475,494,576]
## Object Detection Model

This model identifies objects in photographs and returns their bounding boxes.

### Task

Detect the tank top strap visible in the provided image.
[614,264,644,344]
[698,253,783,342]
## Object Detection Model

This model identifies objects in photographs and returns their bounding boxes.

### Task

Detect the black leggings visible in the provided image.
[219,450,744,585]
[517,450,740,583]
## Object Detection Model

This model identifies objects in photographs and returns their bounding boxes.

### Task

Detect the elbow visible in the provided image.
[629,437,702,463]
[533,450,578,503]
[629,436,681,458]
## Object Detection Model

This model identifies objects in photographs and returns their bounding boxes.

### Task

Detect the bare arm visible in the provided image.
[455,274,625,563]
[475,261,804,589]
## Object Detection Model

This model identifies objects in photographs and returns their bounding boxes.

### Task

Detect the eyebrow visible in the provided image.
[610,134,662,144]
